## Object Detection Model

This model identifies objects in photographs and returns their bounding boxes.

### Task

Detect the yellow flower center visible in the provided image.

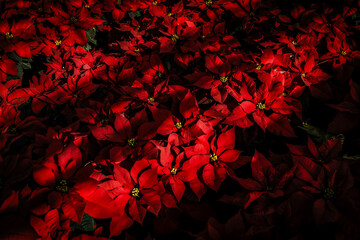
[131,187,140,197]
[117,0,122,5]
[256,64,262,71]
[337,134,345,144]
[175,122,182,130]
[301,73,306,78]
[249,12,255,17]
[170,168,178,175]
[8,127,16,134]
[171,34,179,42]
[70,17,78,23]
[5,32,13,39]
[152,1,158,5]
[291,41,297,46]
[302,121,309,127]
[128,137,136,147]
[157,72,163,78]
[317,158,325,164]
[167,13,173,17]
[55,180,69,193]
[210,153,218,162]
[220,76,228,83]
[99,118,108,125]
[92,162,106,171]
[201,35,206,39]
[62,66,65,70]
[85,4,90,8]
[340,51,347,56]
[323,187,335,199]
[205,0,213,6]
[266,186,273,192]
[55,40,62,46]
[148,97,155,102]
[256,102,266,110]
[134,48,140,53]
[328,136,336,140]
[282,92,287,97]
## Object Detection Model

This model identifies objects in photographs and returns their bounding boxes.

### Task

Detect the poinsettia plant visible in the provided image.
[0,0,360,239]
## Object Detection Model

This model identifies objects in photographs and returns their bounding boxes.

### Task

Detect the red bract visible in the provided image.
[295,162,360,227]
[0,55,17,82]
[151,144,193,202]
[140,0,167,17]
[139,54,165,84]
[232,75,297,136]
[0,18,37,57]
[91,110,158,163]
[328,79,360,133]
[47,5,104,46]
[188,0,223,12]
[223,0,262,19]
[184,128,244,195]
[0,149,32,197]
[322,31,360,68]
[31,143,90,223]
[72,49,107,79]
[157,17,200,53]
[288,137,342,168]
[120,81,170,109]
[0,79,29,107]
[192,54,244,102]
[30,209,72,239]
[292,51,331,86]
[98,159,173,228]
[238,151,295,209]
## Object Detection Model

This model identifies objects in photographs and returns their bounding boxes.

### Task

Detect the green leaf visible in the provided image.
[128,10,142,19]
[7,52,23,62]
[86,28,97,45]
[166,61,172,71]
[299,122,344,144]
[70,213,95,232]
[343,154,360,160]
[7,52,33,79]
[82,43,92,51]
[6,75,19,81]
[8,52,33,64]
[298,122,327,143]
[21,62,32,70]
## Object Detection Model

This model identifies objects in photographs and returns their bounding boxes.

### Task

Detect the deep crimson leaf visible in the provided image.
[251,151,274,184]
[217,127,236,150]
[244,192,264,209]
[265,114,296,137]
[179,90,199,119]
[169,177,185,202]
[83,188,117,219]
[219,150,241,163]
[33,166,56,187]
[110,215,133,237]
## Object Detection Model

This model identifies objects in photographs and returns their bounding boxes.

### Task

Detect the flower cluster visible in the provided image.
[0,0,360,239]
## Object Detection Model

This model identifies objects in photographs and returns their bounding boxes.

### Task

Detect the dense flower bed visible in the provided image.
[0,0,360,239]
